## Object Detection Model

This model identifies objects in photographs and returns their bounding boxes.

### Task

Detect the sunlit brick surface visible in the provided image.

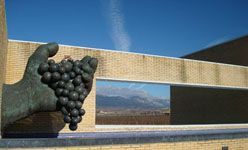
[2,1,248,149]
[6,41,248,88]
[4,40,248,134]
[0,0,8,137]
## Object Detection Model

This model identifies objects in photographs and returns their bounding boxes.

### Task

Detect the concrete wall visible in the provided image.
[171,36,248,125]
[2,138,248,150]
[0,0,8,137]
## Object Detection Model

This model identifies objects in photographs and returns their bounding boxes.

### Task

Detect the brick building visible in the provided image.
[1,0,248,149]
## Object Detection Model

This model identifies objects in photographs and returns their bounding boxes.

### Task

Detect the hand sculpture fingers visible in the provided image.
[23,43,59,79]
[29,42,59,64]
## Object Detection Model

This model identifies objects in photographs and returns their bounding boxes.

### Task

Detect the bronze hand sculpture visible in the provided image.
[2,43,98,131]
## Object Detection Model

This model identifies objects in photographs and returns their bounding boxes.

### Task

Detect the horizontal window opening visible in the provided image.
[96,79,248,125]
[96,80,170,125]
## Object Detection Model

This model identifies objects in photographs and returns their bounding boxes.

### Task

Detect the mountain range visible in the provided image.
[96,86,170,110]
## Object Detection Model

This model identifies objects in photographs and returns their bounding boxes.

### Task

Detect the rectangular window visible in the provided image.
[96,80,170,125]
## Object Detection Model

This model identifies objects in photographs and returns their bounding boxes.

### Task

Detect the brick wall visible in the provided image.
[5,41,248,88]
[4,40,248,134]
[2,1,248,149]
[0,0,8,137]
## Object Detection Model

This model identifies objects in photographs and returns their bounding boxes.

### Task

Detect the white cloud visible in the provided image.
[128,83,146,90]
[135,84,146,90]
[108,0,131,51]
[128,83,135,89]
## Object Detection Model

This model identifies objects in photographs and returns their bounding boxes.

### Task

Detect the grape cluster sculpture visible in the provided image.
[1,42,98,131]
[38,56,98,131]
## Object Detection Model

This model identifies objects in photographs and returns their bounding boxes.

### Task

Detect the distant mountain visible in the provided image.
[97,86,150,99]
[96,86,170,110]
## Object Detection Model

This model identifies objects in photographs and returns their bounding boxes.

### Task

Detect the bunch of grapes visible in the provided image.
[38,56,98,131]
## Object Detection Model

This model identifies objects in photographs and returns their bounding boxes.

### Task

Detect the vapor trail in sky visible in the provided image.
[108,0,131,51]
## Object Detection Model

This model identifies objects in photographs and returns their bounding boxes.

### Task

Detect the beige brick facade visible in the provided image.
[1,1,248,148]
[5,40,248,89]
[3,41,248,150]
[4,40,248,134]
[0,0,8,137]
[2,33,248,150]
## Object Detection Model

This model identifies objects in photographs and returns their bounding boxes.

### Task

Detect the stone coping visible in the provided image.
[1,128,248,148]
[95,124,248,131]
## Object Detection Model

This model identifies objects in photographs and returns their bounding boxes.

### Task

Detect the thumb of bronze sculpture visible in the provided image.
[2,43,98,131]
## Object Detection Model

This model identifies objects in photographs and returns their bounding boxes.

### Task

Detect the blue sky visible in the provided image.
[97,80,170,99]
[5,0,248,98]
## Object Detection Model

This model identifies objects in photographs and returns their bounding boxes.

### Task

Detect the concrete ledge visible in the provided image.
[1,128,248,148]
[95,124,248,130]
